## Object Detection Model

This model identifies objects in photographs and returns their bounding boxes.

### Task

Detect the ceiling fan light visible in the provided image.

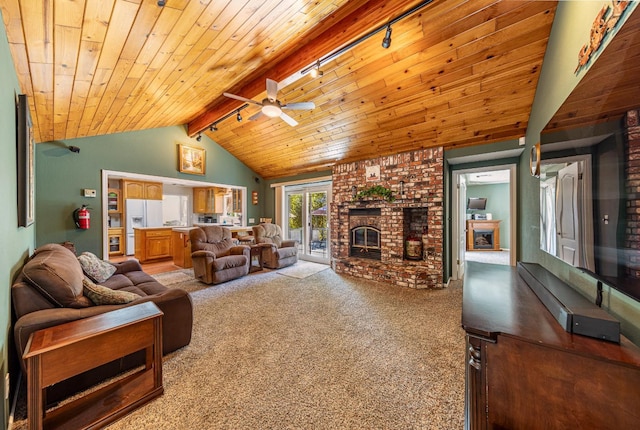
[262,104,282,118]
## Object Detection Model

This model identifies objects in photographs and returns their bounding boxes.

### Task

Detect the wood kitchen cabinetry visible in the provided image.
[172,229,193,268]
[108,227,124,256]
[134,228,172,263]
[123,180,163,200]
[462,262,640,429]
[193,187,225,213]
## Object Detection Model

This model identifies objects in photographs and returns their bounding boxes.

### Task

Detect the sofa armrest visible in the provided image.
[111,259,143,274]
[281,240,298,248]
[191,250,217,260]
[230,245,250,256]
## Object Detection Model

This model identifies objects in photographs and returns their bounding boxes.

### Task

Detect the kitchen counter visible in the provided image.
[132,226,174,230]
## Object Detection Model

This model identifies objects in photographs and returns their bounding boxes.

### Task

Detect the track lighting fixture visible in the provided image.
[382,25,392,49]
[236,111,242,122]
[310,60,323,78]
[196,133,202,142]
[300,1,431,77]
[68,145,80,153]
[157,0,166,6]
[209,124,217,132]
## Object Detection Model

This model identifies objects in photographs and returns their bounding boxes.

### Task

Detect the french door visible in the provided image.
[285,183,330,264]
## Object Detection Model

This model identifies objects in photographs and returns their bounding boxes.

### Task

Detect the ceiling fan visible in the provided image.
[223,78,315,126]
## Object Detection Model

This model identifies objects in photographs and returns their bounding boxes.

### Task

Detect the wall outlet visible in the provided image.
[83,189,96,197]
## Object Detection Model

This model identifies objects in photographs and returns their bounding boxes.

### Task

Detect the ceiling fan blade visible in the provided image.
[249,111,266,121]
[280,112,298,127]
[223,92,262,106]
[266,79,278,102]
[282,101,315,110]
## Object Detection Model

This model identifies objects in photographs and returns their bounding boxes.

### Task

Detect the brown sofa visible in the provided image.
[11,243,193,402]
[190,226,250,284]
[252,223,298,269]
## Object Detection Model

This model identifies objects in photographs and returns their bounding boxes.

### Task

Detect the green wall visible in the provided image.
[467,183,510,249]
[523,1,640,343]
[36,128,264,256]
[0,12,36,428]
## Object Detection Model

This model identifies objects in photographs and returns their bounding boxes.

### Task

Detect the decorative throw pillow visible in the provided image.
[82,278,140,305]
[77,252,117,283]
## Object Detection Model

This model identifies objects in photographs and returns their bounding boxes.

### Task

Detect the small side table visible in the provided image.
[249,244,265,273]
[23,302,164,430]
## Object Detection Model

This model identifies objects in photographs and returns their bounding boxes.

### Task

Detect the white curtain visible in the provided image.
[540,177,556,255]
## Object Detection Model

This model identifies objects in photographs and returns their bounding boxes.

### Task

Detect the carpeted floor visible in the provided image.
[11,268,465,430]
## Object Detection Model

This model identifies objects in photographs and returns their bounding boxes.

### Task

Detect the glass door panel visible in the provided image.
[308,191,328,260]
[285,183,331,264]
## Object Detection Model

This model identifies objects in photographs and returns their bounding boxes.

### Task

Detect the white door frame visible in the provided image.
[451,164,517,279]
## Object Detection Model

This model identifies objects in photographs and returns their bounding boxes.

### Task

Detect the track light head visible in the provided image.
[196,133,202,142]
[157,0,166,6]
[236,111,242,122]
[310,60,323,78]
[382,25,392,49]
[68,145,80,153]
[210,124,217,132]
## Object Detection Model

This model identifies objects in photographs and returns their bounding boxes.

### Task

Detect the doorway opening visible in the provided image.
[451,165,516,280]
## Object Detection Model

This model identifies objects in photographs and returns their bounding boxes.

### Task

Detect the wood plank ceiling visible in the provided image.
[2,0,558,179]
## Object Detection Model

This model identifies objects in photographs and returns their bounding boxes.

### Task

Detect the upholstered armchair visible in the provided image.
[251,223,298,269]
[190,226,250,284]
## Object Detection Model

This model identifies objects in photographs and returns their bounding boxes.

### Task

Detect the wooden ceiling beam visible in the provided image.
[187,0,429,136]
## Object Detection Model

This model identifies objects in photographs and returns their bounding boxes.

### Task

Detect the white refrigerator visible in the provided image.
[126,199,164,255]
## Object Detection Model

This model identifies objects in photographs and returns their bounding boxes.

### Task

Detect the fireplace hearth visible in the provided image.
[331,148,444,289]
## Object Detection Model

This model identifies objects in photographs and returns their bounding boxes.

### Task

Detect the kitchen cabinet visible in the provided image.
[193,187,226,213]
[123,181,163,200]
[107,188,122,213]
[462,262,640,430]
[108,228,124,256]
[172,229,194,268]
[134,227,172,262]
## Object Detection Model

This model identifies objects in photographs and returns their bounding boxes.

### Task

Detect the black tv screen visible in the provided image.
[467,197,487,210]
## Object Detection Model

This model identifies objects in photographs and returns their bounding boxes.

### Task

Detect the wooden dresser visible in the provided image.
[462,262,640,429]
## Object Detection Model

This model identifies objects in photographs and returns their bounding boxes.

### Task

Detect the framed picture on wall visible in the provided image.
[366,165,380,182]
[178,144,206,175]
[17,94,35,227]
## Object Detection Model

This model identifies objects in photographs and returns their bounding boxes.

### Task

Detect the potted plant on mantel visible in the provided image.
[353,185,396,202]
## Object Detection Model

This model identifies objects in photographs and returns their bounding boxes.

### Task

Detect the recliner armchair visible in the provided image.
[252,223,298,269]
[190,226,250,284]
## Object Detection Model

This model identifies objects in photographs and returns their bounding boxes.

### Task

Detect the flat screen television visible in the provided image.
[540,119,640,302]
[467,197,487,210]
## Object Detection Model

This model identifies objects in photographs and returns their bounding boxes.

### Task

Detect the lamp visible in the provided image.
[196,133,202,142]
[209,124,217,131]
[261,101,281,118]
[310,60,323,78]
[382,25,392,48]
[236,111,242,122]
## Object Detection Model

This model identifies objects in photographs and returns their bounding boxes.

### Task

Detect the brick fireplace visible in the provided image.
[330,148,444,289]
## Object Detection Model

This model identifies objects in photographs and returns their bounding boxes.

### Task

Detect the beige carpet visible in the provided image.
[11,269,465,430]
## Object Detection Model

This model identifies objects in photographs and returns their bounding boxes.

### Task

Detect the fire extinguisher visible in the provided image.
[73,205,90,229]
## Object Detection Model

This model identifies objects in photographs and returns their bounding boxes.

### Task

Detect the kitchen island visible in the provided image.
[134,227,173,263]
